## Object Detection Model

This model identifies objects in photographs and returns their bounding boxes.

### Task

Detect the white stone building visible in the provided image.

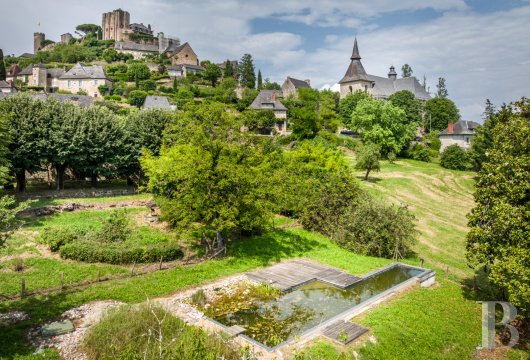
[58,64,112,98]
[438,120,479,152]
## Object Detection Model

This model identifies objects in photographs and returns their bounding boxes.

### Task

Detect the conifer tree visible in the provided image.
[239,54,256,89]
[436,77,448,98]
[224,60,234,78]
[0,49,6,81]
[257,70,263,90]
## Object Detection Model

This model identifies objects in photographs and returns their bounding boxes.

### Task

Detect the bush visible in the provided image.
[39,227,81,251]
[83,303,240,360]
[59,241,183,264]
[128,90,148,107]
[332,196,417,259]
[95,209,131,243]
[11,257,25,272]
[407,143,432,162]
[440,144,469,170]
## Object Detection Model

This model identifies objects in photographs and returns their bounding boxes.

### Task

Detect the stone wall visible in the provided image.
[16,188,138,201]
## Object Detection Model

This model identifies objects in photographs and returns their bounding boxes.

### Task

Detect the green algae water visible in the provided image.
[212,265,423,347]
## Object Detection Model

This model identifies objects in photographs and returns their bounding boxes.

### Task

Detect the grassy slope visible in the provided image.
[353,158,476,278]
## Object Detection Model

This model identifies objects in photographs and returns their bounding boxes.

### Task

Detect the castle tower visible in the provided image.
[34,32,45,54]
[338,38,374,98]
[102,9,130,41]
[388,66,397,81]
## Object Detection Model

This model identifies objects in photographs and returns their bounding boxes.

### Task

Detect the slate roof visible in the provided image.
[438,120,480,136]
[217,60,238,70]
[142,96,172,110]
[0,93,94,107]
[18,64,34,76]
[115,41,158,52]
[47,68,65,79]
[250,90,287,111]
[59,63,109,80]
[167,64,204,72]
[367,75,431,101]
[0,81,11,88]
[287,77,311,89]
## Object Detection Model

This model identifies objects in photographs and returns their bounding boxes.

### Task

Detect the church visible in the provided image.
[339,39,431,101]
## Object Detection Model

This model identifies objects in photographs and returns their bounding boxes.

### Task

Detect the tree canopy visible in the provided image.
[424,97,460,132]
[239,54,256,89]
[204,63,222,87]
[436,77,448,98]
[401,64,413,77]
[388,90,422,125]
[339,90,369,125]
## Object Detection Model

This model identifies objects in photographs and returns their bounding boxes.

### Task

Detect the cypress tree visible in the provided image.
[257,70,263,90]
[0,49,6,81]
[239,54,256,89]
[224,60,234,78]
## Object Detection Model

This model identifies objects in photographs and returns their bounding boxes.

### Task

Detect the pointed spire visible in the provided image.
[351,37,361,60]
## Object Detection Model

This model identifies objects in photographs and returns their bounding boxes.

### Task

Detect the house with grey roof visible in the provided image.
[142,95,175,110]
[339,38,430,101]
[167,64,205,78]
[15,64,65,91]
[58,63,111,98]
[115,41,159,59]
[282,76,311,98]
[0,80,17,94]
[438,120,479,152]
[250,90,288,135]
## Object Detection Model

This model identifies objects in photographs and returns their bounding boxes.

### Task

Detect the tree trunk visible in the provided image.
[15,171,26,193]
[364,168,371,181]
[91,173,98,188]
[216,229,225,250]
[55,164,66,191]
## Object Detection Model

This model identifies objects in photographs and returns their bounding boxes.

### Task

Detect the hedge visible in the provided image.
[59,241,184,264]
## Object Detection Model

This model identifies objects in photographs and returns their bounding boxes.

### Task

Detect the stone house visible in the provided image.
[15,64,65,92]
[0,80,18,94]
[5,64,22,85]
[217,60,239,74]
[438,120,479,152]
[281,76,311,98]
[339,38,430,101]
[57,63,111,98]
[115,41,159,59]
[250,90,288,135]
[167,42,199,66]
[167,64,205,78]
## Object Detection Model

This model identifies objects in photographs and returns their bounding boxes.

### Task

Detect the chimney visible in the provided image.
[304,79,310,86]
[447,122,454,134]
[271,92,277,101]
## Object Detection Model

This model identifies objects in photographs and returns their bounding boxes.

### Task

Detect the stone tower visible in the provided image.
[102,9,130,41]
[34,32,45,54]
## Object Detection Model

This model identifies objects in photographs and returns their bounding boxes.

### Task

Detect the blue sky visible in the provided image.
[1,0,529,121]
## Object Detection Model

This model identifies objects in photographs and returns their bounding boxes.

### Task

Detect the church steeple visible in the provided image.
[351,37,361,60]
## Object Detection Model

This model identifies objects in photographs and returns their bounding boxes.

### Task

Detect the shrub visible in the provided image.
[332,196,417,259]
[39,227,80,251]
[128,90,148,107]
[440,144,469,170]
[95,210,131,243]
[58,240,183,264]
[190,289,207,307]
[408,143,432,162]
[11,257,25,272]
[83,303,240,360]
[355,143,381,180]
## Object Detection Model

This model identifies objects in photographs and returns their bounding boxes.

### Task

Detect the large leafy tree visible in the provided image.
[141,102,275,251]
[204,63,222,87]
[470,99,498,171]
[424,97,460,132]
[0,49,6,81]
[436,77,448,98]
[388,90,422,125]
[466,98,530,313]
[239,54,256,89]
[401,64,413,77]
[76,24,101,36]
[127,63,151,87]
[70,106,127,187]
[339,90,369,125]
[348,97,417,156]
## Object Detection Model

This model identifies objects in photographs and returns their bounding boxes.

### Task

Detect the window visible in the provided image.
[349,85,353,93]
[94,80,98,86]
[79,80,82,86]
[67,80,71,88]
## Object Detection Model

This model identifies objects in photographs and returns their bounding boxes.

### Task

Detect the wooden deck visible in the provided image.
[321,321,368,344]
[246,259,361,291]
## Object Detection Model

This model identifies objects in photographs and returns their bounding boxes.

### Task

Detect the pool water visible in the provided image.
[212,265,423,348]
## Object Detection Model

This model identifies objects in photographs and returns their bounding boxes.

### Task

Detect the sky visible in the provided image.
[1,0,529,121]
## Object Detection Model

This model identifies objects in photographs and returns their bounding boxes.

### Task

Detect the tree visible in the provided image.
[172,77,178,93]
[348,97,417,156]
[127,63,150,87]
[436,77,448,98]
[204,63,222,87]
[466,98,530,313]
[69,106,127,187]
[424,97,460,132]
[355,143,381,180]
[141,102,275,251]
[75,24,101,36]
[440,144,469,170]
[239,53,256,89]
[470,99,498,171]
[388,90,422,125]
[257,70,263,90]
[401,64,413,77]
[284,89,319,139]
[241,109,276,132]
[139,79,157,91]
[223,60,234,78]
[128,90,148,108]
[102,48,120,63]
[0,196,29,248]
[339,90,369,124]
[0,49,5,81]
[263,78,281,90]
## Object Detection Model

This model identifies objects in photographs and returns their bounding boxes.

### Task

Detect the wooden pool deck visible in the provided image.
[246,259,362,291]
[321,320,368,344]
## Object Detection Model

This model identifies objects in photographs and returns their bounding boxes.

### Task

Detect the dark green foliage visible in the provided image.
[75,24,101,36]
[102,48,131,63]
[223,59,234,78]
[139,79,157,91]
[339,90,369,124]
[236,88,258,112]
[470,99,497,171]
[239,53,256,89]
[58,241,183,264]
[333,196,417,259]
[39,227,80,251]
[355,143,381,180]
[204,63,222,87]
[466,98,530,313]
[388,90,422,125]
[83,304,239,359]
[436,77,448,98]
[96,210,131,243]
[0,196,29,247]
[440,144,469,170]
[401,64,413,77]
[424,97,460,132]
[127,63,150,86]
[213,77,238,103]
[241,109,276,132]
[407,143,432,162]
[257,69,263,90]
[263,79,281,90]
[0,49,5,81]
[128,90,148,107]
[33,43,99,64]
